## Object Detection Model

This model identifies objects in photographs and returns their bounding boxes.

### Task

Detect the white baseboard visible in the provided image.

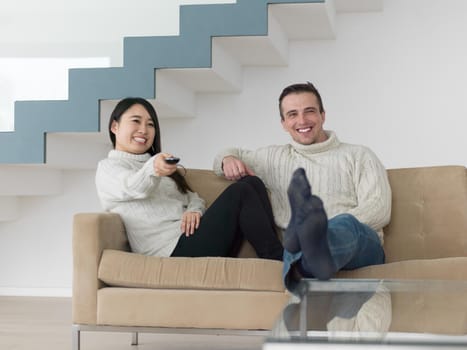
[0,287,72,297]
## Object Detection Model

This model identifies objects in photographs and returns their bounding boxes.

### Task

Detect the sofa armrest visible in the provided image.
[72,212,129,325]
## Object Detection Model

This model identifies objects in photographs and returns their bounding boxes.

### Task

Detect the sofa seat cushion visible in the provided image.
[336,257,467,334]
[98,249,285,292]
[336,256,467,280]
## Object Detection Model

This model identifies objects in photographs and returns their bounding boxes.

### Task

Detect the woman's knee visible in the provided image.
[239,175,267,193]
[239,175,266,191]
[213,181,249,208]
[226,180,252,199]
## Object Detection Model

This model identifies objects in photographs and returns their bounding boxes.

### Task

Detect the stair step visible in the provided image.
[214,7,289,67]
[0,166,62,196]
[155,70,197,118]
[0,165,62,220]
[158,40,243,94]
[335,0,383,12]
[270,1,336,40]
[46,133,110,169]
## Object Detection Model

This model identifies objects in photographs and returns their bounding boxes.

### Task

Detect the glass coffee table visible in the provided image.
[264,278,467,349]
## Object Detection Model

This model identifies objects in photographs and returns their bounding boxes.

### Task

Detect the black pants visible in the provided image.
[171,176,283,260]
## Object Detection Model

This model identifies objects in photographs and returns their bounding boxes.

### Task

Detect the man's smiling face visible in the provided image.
[280,92,328,145]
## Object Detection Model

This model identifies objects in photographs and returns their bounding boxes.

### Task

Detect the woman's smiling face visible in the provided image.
[111,103,156,154]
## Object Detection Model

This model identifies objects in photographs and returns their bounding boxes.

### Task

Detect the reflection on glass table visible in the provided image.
[264,278,467,349]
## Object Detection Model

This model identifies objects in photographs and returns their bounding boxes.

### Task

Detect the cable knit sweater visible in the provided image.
[213,131,391,243]
[96,150,205,257]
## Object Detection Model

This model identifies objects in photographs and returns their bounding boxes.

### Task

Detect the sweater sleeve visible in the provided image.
[96,156,159,203]
[213,147,264,176]
[186,190,206,215]
[213,148,240,176]
[346,147,392,231]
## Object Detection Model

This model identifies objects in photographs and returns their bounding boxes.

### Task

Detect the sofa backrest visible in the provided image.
[185,169,232,207]
[185,166,467,263]
[384,165,467,263]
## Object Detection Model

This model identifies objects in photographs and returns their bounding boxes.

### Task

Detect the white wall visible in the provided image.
[0,0,466,296]
[0,170,101,296]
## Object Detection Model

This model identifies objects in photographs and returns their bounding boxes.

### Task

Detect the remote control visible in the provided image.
[165,157,180,164]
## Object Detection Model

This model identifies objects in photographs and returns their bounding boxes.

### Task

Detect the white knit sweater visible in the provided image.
[95,150,205,257]
[213,131,391,243]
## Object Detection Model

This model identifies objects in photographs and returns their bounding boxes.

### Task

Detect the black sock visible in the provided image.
[283,168,310,253]
[285,168,336,280]
[298,194,336,280]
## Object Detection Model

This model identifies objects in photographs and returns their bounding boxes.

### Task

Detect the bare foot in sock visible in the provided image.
[285,168,336,280]
[283,168,311,253]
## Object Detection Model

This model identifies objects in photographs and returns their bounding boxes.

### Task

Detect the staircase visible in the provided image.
[0,0,383,221]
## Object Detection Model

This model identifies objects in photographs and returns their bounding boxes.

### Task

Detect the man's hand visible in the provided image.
[181,211,201,236]
[222,156,255,181]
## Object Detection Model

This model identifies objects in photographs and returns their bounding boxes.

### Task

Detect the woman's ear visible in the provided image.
[110,120,118,134]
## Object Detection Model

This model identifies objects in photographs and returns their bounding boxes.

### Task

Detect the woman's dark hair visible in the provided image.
[108,97,192,194]
[278,82,325,120]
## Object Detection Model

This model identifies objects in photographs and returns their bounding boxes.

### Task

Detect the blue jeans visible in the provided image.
[282,213,385,292]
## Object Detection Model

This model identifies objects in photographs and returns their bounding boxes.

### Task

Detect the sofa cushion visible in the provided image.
[185,168,231,208]
[336,256,467,280]
[97,287,288,330]
[98,249,285,292]
[336,257,467,334]
[384,166,467,262]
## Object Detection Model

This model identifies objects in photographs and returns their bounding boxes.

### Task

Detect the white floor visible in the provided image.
[0,296,264,350]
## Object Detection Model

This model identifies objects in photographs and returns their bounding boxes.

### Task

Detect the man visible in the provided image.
[213,82,391,288]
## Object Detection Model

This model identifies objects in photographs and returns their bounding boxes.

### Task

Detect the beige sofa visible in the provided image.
[72,165,467,349]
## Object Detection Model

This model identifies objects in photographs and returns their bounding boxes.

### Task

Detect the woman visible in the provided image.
[95,97,283,260]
